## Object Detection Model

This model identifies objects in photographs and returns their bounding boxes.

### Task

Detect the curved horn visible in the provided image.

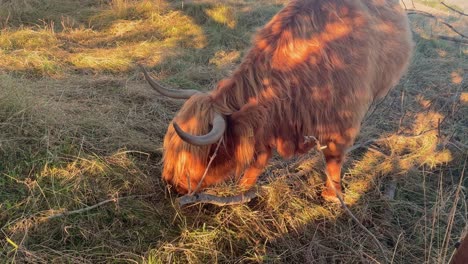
[173,113,226,146]
[139,65,200,99]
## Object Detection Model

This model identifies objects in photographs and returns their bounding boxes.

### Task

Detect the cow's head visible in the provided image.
[141,66,257,194]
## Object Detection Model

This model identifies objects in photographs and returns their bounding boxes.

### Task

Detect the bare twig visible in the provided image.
[440,2,468,16]
[401,0,407,10]
[445,139,468,151]
[441,158,466,264]
[435,35,468,44]
[406,10,467,39]
[45,193,157,220]
[177,188,258,206]
[189,138,223,195]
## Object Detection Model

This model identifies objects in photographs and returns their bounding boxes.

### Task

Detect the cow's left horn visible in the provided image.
[173,113,226,146]
[140,65,200,99]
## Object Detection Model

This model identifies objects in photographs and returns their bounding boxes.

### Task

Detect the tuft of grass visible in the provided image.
[0,28,57,50]
[0,0,467,263]
[205,4,237,29]
[89,0,168,29]
[0,0,213,76]
[0,28,61,75]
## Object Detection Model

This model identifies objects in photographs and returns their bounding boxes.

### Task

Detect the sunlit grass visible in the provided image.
[205,4,237,29]
[209,50,241,69]
[0,28,57,50]
[89,0,166,28]
[0,0,466,263]
[0,28,61,75]
[415,0,464,12]
[0,0,282,76]
[70,50,134,73]
[0,0,206,75]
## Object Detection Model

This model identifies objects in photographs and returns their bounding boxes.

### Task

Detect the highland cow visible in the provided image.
[451,233,468,264]
[142,0,413,202]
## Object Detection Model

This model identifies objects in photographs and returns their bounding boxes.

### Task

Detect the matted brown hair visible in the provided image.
[148,0,413,196]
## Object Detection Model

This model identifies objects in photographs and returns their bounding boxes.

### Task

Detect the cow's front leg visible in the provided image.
[321,141,345,203]
[239,148,272,190]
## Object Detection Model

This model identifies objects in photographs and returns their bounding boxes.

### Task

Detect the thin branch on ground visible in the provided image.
[177,188,258,206]
[401,0,407,10]
[435,35,468,44]
[44,193,157,220]
[406,9,467,39]
[440,2,468,16]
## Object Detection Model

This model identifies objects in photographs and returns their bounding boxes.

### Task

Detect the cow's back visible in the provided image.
[212,0,413,157]
[362,0,414,100]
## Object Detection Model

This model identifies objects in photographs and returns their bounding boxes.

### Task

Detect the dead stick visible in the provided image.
[189,138,223,195]
[406,10,467,38]
[435,35,468,44]
[440,2,468,16]
[401,0,407,10]
[177,188,258,206]
[44,193,157,220]
[441,158,466,263]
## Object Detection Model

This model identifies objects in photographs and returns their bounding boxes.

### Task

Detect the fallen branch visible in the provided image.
[177,188,258,206]
[440,2,468,16]
[401,0,407,10]
[44,193,157,220]
[435,35,468,44]
[406,9,467,39]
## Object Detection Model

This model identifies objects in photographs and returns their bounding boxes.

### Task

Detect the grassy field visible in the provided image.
[0,0,467,263]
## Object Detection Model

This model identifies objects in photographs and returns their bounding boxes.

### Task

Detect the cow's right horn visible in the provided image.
[140,65,200,99]
[173,113,226,146]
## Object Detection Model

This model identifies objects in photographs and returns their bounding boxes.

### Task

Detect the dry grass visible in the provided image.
[0,0,467,263]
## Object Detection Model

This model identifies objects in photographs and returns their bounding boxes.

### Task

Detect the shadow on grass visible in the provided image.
[0,2,467,263]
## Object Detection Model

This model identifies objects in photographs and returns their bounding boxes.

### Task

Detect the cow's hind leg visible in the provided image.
[321,141,346,203]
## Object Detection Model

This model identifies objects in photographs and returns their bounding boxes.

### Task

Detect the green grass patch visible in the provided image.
[0,0,467,263]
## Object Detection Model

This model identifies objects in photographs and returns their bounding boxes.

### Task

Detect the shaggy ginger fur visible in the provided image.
[451,232,468,264]
[159,0,413,200]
